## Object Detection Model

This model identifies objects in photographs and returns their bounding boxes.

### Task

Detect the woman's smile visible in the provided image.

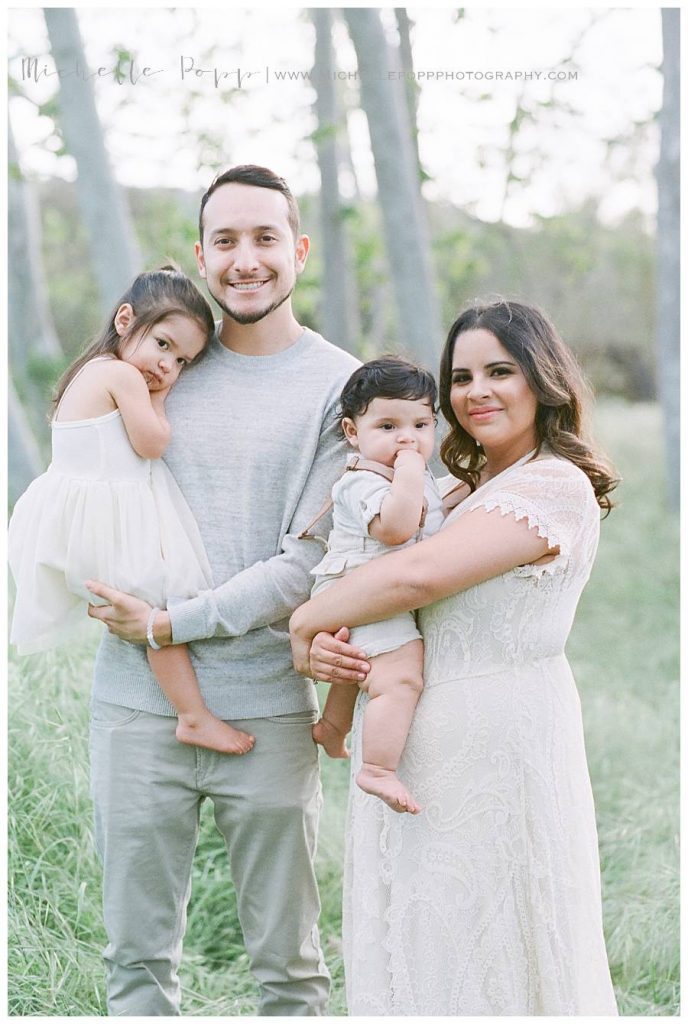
[450,327,538,459]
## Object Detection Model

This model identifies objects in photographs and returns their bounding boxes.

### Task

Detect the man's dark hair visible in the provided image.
[340,355,437,423]
[198,165,301,244]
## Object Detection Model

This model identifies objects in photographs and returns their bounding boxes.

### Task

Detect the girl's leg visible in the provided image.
[313,685,358,758]
[357,639,424,814]
[147,645,255,755]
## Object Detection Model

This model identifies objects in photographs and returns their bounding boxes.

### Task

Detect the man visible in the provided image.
[86,165,359,1015]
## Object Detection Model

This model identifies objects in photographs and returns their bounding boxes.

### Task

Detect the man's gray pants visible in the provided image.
[89,699,330,1016]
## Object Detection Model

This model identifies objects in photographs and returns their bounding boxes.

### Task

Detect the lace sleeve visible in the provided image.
[463,457,599,576]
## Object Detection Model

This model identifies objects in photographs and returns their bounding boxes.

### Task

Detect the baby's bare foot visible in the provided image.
[176,713,255,755]
[313,717,350,759]
[356,763,421,814]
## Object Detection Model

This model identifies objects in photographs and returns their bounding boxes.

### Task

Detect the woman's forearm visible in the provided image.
[290,507,553,643]
[290,544,429,642]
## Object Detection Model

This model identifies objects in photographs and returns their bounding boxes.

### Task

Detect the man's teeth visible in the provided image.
[232,281,265,291]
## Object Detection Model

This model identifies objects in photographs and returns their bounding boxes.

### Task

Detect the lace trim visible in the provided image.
[468,496,567,577]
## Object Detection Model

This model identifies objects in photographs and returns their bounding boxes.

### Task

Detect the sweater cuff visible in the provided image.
[168,593,214,644]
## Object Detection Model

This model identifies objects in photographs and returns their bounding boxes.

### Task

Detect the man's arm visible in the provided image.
[88,409,349,645]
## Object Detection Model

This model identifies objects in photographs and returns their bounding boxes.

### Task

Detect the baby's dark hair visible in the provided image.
[340,355,437,423]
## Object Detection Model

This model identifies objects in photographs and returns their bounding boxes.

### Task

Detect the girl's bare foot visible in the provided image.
[356,763,421,814]
[313,717,350,758]
[176,713,255,755]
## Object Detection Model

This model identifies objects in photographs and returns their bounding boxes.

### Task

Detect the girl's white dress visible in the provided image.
[343,453,618,1016]
[9,405,212,655]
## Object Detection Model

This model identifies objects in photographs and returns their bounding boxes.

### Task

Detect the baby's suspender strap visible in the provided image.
[419,499,428,530]
[345,454,395,482]
[296,457,390,541]
[348,456,428,531]
[297,455,429,541]
[297,496,334,541]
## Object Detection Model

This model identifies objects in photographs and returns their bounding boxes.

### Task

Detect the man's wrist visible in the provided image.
[152,610,173,646]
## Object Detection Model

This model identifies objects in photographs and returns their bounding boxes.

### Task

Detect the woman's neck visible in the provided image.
[480,437,537,482]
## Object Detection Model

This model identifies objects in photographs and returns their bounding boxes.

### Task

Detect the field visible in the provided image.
[7,401,679,1015]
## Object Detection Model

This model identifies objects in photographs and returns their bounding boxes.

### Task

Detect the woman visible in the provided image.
[290,300,619,1015]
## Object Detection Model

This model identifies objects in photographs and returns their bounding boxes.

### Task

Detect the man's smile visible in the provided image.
[229,279,270,291]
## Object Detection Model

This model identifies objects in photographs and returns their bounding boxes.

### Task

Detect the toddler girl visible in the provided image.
[303,357,444,813]
[9,266,254,756]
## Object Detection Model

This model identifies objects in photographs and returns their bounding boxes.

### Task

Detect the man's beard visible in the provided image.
[208,282,294,325]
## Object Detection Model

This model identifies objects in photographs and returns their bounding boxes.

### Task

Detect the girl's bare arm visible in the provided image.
[105,362,172,458]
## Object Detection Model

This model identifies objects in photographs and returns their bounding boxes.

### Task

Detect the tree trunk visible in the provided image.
[8,122,63,366]
[8,119,61,452]
[311,8,358,354]
[656,9,680,512]
[43,7,141,313]
[394,8,424,182]
[8,379,45,504]
[343,8,442,368]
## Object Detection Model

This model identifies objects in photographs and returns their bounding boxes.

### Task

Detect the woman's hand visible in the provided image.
[290,602,371,681]
[290,627,314,677]
[309,628,370,684]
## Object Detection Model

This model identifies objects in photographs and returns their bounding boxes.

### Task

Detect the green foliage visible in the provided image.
[32,182,655,400]
[26,351,64,391]
[7,402,678,1015]
[39,182,101,363]
[129,188,203,281]
[428,201,655,398]
[310,122,339,145]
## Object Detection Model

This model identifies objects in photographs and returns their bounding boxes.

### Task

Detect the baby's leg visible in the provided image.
[357,639,424,814]
[147,646,255,755]
[313,685,358,758]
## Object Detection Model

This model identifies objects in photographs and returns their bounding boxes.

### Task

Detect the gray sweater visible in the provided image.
[92,327,360,719]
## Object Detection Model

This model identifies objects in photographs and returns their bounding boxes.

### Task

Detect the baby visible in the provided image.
[305,356,444,813]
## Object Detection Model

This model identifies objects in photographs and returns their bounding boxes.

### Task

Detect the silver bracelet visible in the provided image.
[147,606,162,650]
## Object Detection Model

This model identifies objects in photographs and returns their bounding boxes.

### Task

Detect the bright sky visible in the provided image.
[7,6,663,227]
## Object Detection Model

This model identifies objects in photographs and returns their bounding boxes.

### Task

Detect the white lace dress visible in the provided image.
[343,454,618,1016]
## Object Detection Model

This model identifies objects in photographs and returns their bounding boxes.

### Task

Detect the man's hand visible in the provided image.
[86,580,171,645]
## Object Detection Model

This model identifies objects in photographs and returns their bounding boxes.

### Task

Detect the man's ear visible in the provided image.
[342,417,359,448]
[195,241,206,279]
[114,303,134,337]
[294,234,310,275]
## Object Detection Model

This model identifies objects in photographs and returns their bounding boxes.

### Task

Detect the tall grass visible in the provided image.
[569,401,680,1015]
[7,401,679,1015]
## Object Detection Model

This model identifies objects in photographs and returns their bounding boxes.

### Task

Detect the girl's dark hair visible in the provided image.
[438,299,619,515]
[52,265,216,412]
[340,355,437,424]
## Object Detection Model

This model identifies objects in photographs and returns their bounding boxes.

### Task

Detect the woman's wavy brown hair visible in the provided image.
[438,299,619,515]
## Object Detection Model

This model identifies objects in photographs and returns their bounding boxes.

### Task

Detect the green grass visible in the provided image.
[568,401,680,1015]
[7,401,679,1015]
